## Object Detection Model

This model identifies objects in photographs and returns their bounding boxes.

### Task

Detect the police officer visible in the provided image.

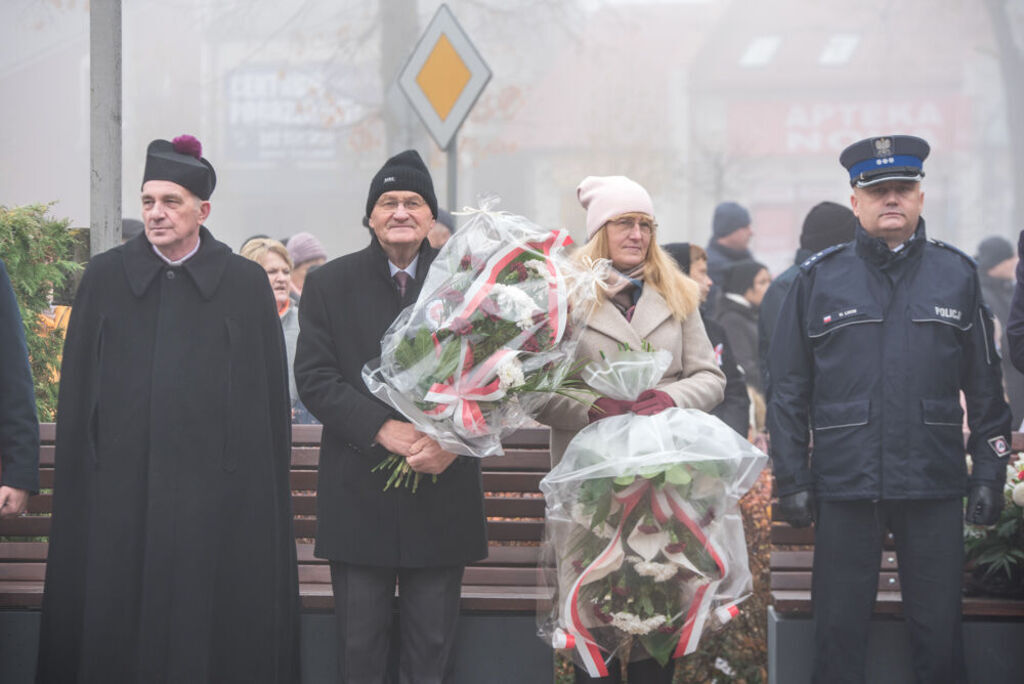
[767,135,1010,684]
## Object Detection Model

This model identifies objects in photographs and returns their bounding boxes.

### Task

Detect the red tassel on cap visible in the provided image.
[172,135,202,159]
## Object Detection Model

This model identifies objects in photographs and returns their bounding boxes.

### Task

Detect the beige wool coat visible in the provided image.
[539,285,727,465]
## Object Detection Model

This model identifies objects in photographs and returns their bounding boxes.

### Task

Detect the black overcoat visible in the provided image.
[295,236,487,567]
[0,257,39,492]
[36,229,300,684]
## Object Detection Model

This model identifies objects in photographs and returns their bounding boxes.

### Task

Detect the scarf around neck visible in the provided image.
[606,264,645,321]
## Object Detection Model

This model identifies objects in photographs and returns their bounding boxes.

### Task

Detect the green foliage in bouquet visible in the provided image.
[0,204,80,421]
[964,459,1024,597]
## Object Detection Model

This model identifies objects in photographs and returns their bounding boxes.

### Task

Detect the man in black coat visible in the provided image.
[758,201,857,400]
[663,242,750,436]
[295,150,487,683]
[768,135,1010,683]
[36,137,300,683]
[0,258,39,517]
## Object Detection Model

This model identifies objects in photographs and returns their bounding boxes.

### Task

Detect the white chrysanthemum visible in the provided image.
[496,358,526,390]
[630,558,679,582]
[610,611,667,635]
[1012,482,1024,508]
[491,283,540,330]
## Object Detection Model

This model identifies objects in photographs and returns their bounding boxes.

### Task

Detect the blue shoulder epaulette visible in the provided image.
[929,238,977,267]
[799,243,845,272]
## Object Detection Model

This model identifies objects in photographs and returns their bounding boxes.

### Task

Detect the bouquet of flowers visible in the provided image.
[539,349,767,676]
[363,200,603,489]
[964,456,1024,598]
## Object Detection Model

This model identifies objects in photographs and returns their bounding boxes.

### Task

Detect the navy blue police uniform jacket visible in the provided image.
[767,220,1010,500]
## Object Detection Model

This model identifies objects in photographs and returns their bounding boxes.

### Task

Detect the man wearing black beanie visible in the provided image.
[295,149,486,682]
[758,201,857,399]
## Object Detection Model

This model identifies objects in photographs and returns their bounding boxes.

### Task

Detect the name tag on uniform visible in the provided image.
[822,308,858,325]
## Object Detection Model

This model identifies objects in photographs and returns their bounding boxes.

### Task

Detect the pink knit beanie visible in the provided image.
[577,176,654,241]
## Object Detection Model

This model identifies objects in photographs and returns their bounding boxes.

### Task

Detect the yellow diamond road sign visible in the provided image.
[398,5,491,150]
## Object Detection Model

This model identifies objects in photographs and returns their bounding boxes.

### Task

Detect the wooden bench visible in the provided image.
[768,499,1024,683]
[0,423,556,683]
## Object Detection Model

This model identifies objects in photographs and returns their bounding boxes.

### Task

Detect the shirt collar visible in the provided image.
[388,254,419,280]
[152,234,202,266]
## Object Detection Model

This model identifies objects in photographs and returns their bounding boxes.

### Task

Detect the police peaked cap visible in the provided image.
[142,136,217,200]
[839,135,930,188]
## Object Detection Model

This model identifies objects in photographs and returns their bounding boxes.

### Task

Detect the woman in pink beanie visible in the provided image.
[538,176,726,683]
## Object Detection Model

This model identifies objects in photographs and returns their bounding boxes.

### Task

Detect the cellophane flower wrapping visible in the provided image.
[363,199,603,458]
[538,352,767,676]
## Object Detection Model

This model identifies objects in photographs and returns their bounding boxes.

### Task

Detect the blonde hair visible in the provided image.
[576,220,700,320]
[240,238,293,270]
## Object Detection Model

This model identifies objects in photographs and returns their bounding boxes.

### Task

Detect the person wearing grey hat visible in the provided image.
[768,134,1010,684]
[285,231,327,301]
[294,149,485,683]
[36,135,300,683]
[427,207,456,248]
[975,236,1024,424]
[705,201,755,316]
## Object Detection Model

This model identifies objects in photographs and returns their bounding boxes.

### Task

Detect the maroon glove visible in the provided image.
[632,389,675,416]
[588,397,633,423]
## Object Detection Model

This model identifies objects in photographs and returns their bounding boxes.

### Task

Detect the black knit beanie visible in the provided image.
[800,201,857,253]
[662,242,691,274]
[975,236,1015,274]
[724,259,767,295]
[712,202,751,239]
[365,149,438,221]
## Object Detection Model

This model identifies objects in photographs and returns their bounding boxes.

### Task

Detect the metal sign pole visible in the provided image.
[447,140,457,212]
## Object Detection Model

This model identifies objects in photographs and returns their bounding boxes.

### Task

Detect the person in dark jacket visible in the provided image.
[36,136,300,683]
[758,201,857,399]
[0,258,39,518]
[768,135,1010,684]
[976,236,1024,426]
[714,259,770,395]
[663,242,751,436]
[295,150,487,683]
[704,201,754,315]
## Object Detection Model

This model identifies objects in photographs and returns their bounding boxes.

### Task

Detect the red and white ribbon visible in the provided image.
[561,479,733,674]
[423,341,516,436]
[447,229,573,346]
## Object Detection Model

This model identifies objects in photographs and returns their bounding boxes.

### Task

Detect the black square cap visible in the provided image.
[839,135,929,187]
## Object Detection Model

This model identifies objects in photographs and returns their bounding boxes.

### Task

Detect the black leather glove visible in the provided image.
[965,484,1003,526]
[777,490,815,528]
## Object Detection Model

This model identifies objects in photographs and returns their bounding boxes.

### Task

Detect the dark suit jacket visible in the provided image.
[295,236,487,567]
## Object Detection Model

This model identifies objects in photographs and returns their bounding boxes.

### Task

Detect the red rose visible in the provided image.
[449,317,473,336]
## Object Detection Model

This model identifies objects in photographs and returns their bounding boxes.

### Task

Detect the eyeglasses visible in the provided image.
[375,197,426,212]
[608,216,656,235]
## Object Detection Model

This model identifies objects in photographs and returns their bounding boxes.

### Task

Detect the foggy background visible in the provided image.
[1,0,1022,275]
